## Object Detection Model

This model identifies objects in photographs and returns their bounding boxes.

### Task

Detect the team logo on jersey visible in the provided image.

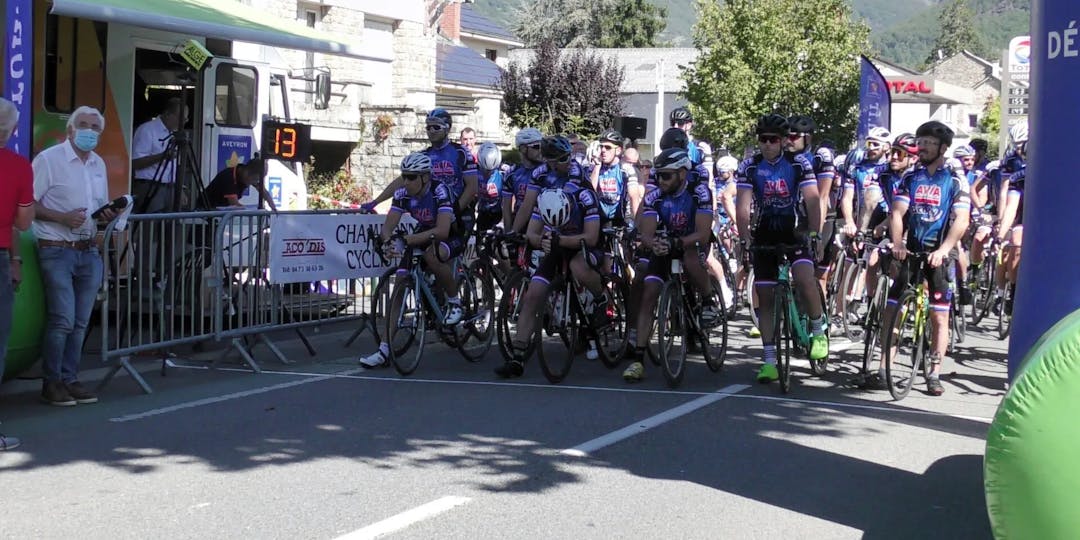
[411,206,434,225]
[578,189,596,207]
[600,176,619,198]
[913,184,942,206]
[668,210,689,232]
[432,160,455,179]
[763,179,793,209]
[486,182,499,198]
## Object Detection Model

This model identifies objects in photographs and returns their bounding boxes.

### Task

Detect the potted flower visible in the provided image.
[373,114,395,141]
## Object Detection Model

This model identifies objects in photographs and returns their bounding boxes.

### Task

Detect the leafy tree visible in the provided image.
[978,95,1002,158]
[513,0,667,48]
[923,0,987,67]
[498,41,626,136]
[682,0,870,150]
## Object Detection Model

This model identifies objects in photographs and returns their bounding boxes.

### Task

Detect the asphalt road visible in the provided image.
[0,311,1007,539]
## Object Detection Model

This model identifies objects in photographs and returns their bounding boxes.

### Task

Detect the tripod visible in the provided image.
[135,128,211,213]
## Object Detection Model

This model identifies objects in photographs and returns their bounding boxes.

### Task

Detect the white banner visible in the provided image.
[267,213,416,284]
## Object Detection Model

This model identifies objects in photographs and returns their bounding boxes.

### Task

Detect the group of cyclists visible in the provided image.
[353,104,1027,398]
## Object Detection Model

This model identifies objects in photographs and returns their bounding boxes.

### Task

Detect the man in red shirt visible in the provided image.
[0,97,35,450]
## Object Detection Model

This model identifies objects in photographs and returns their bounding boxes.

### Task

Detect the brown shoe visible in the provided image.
[41,381,77,407]
[65,381,99,404]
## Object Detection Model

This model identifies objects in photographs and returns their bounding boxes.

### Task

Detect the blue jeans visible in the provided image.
[0,250,13,379]
[39,246,103,383]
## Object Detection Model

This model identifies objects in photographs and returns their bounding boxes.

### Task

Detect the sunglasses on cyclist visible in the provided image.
[889,148,913,159]
[425,124,447,132]
[403,173,423,182]
[758,135,782,144]
[600,144,618,151]
[526,143,541,150]
[787,133,804,142]
[657,170,680,181]
[546,154,571,164]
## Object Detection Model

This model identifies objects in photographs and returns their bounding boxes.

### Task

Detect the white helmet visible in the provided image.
[953,145,976,158]
[946,157,963,170]
[1009,120,1029,145]
[867,127,892,145]
[537,189,571,228]
[477,142,502,171]
[833,154,847,169]
[515,127,543,147]
[716,156,739,172]
[400,152,432,173]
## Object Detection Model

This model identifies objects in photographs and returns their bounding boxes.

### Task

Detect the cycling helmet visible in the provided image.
[756,114,789,135]
[400,152,432,173]
[515,127,543,147]
[833,154,847,169]
[867,126,892,145]
[969,138,988,153]
[892,132,918,155]
[953,145,976,158]
[716,155,739,172]
[670,107,693,124]
[537,189,571,228]
[787,115,817,134]
[845,147,865,167]
[599,129,624,145]
[916,120,954,147]
[947,157,963,170]
[477,142,502,171]
[653,148,692,171]
[659,127,689,150]
[426,108,452,128]
[540,136,573,160]
[697,140,712,157]
[1009,120,1029,145]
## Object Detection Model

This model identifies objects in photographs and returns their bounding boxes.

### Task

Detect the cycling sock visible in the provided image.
[447,295,461,305]
[378,342,390,356]
[810,315,826,336]
[763,344,777,365]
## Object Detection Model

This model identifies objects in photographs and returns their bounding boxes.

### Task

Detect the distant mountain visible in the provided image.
[470,0,1028,69]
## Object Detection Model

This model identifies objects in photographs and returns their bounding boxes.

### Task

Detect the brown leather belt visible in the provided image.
[38,239,94,250]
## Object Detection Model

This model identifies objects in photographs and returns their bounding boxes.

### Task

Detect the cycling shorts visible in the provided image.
[886,256,953,312]
[532,245,603,286]
[752,229,814,283]
[394,237,465,276]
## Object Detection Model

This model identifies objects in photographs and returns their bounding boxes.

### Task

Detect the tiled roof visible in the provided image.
[437,41,503,89]
[460,4,521,44]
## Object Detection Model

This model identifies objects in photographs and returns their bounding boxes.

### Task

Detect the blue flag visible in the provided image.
[857,55,890,143]
[4,0,33,157]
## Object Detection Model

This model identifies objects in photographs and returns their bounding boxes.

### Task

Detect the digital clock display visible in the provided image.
[261,120,311,163]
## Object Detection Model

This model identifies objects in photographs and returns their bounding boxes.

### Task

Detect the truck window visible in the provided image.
[44,15,107,113]
[214,64,257,128]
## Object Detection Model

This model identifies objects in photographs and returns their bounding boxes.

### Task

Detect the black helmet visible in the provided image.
[670,107,693,124]
[426,108,452,129]
[892,132,919,155]
[787,115,817,135]
[969,138,988,152]
[659,127,689,150]
[756,114,789,135]
[915,121,954,147]
[653,148,692,171]
[540,135,573,160]
[599,129,624,145]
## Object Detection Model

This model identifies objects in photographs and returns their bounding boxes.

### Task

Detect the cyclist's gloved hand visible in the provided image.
[359,201,379,214]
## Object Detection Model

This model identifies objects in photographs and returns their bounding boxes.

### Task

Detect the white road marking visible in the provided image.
[109,368,360,423]
[561,384,752,457]
[334,496,471,540]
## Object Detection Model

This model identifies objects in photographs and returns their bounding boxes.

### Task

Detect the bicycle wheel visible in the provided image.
[825,252,846,319]
[746,266,759,328]
[970,262,988,326]
[657,281,688,388]
[951,294,966,345]
[775,289,793,394]
[716,244,740,319]
[595,276,629,369]
[458,260,496,362]
[386,276,427,376]
[997,286,1012,340]
[860,274,890,378]
[883,289,923,401]
[536,288,577,383]
[839,262,869,342]
[702,276,729,373]
[496,270,533,363]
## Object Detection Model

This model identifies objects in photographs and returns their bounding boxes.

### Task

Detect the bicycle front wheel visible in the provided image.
[596,276,629,369]
[860,274,890,378]
[839,261,869,342]
[386,276,427,376]
[496,270,532,363]
[775,289,793,394]
[657,281,688,388]
[458,260,496,362]
[883,289,923,401]
[702,276,729,373]
[536,291,576,384]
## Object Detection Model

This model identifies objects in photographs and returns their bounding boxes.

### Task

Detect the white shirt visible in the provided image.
[32,140,109,242]
[132,116,175,183]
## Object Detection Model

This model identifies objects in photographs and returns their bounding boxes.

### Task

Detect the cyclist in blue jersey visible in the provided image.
[951,144,980,303]
[360,153,463,367]
[494,141,607,378]
[968,158,1003,285]
[970,138,990,173]
[670,107,713,181]
[995,121,1028,315]
[714,155,739,236]
[501,128,544,229]
[885,121,971,396]
[508,136,587,234]
[785,115,835,272]
[475,142,504,232]
[365,109,478,225]
[737,114,828,383]
[587,129,631,227]
[840,126,891,238]
[621,148,719,382]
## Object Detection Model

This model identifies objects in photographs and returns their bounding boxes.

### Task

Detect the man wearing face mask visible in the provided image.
[32,106,120,406]
[131,97,186,213]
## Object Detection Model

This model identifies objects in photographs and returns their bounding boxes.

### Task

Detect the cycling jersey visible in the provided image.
[531,179,600,237]
[736,152,816,232]
[641,181,713,238]
[875,167,910,213]
[843,157,888,217]
[501,162,538,214]
[529,161,587,193]
[645,162,710,189]
[477,169,503,215]
[590,161,629,221]
[686,138,702,164]
[426,141,477,202]
[390,181,457,233]
[1007,168,1025,226]
[893,165,971,251]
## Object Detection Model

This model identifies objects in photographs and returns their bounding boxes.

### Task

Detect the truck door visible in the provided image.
[200,58,268,189]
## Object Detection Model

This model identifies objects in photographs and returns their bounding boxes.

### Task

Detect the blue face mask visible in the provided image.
[73,128,99,152]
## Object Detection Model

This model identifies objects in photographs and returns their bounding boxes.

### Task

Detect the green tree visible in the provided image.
[498,41,626,135]
[514,0,667,48]
[681,0,870,150]
[923,0,986,67]
[978,95,1002,158]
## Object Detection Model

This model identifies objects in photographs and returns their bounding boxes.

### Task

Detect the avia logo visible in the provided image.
[668,211,688,231]
[432,160,455,178]
[913,184,942,206]
[486,182,499,198]
[600,176,619,196]
[764,179,791,198]
[411,207,434,225]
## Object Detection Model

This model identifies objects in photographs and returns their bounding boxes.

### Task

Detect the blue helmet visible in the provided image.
[426,108,452,129]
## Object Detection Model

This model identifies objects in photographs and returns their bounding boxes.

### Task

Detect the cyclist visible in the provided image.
[884,121,971,397]
[588,129,632,228]
[970,138,990,173]
[501,127,544,230]
[840,127,890,238]
[364,109,478,228]
[995,121,1028,315]
[621,148,719,382]
[737,114,828,383]
[360,153,463,367]
[507,136,587,234]
[714,155,739,245]
[494,140,606,378]
[951,144,979,304]
[968,158,1003,286]
[475,142,504,232]
[670,107,706,169]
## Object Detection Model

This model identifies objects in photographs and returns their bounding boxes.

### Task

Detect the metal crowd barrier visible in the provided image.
[97,209,381,394]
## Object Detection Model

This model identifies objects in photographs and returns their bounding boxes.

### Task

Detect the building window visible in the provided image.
[44,15,107,113]
[214,64,258,128]
[969,114,979,129]
[485,49,498,62]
